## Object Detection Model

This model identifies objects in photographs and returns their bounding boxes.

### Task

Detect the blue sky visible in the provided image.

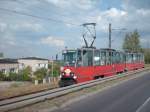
[0,0,150,59]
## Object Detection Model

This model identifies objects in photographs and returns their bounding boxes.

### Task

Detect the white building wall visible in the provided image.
[18,59,48,72]
[0,63,19,74]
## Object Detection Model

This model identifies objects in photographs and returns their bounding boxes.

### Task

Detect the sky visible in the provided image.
[0,0,150,59]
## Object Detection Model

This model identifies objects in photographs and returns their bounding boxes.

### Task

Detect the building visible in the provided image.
[18,57,48,72]
[0,59,19,74]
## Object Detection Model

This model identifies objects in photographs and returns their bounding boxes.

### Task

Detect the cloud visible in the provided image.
[41,36,65,47]
[11,22,44,32]
[45,0,96,10]
[136,8,150,16]
[123,0,150,10]
[0,22,7,32]
[0,0,149,58]
[104,8,127,18]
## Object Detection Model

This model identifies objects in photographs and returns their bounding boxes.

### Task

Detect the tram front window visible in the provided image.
[63,50,76,66]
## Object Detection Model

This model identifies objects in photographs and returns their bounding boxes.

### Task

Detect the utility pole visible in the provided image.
[51,56,53,78]
[109,23,111,49]
[108,23,126,49]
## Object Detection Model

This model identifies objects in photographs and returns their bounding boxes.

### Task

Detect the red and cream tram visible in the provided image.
[59,48,144,86]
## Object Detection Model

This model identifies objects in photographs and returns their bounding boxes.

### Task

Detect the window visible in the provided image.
[133,53,137,62]
[112,51,116,64]
[62,50,76,66]
[83,50,93,66]
[94,50,100,66]
[127,53,133,63]
[116,52,121,63]
[100,51,106,65]
[2,69,6,74]
[10,68,15,73]
[77,50,82,67]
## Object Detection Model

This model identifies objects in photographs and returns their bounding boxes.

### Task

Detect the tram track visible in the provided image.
[0,68,150,112]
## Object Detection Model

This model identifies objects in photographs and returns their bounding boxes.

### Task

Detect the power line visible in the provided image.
[0,7,79,26]
[2,0,79,25]
[10,0,73,18]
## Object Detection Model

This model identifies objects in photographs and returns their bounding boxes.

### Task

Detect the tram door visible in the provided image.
[75,48,94,82]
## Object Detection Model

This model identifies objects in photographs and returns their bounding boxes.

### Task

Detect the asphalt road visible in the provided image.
[53,71,150,112]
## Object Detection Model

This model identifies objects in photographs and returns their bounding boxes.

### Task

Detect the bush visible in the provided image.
[48,61,61,77]
[34,68,47,80]
[0,71,5,81]
[0,66,32,81]
[8,72,31,81]
[144,48,150,64]
[9,72,18,81]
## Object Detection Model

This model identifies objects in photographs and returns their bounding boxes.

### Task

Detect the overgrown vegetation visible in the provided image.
[0,67,32,81]
[48,61,62,77]
[143,48,150,64]
[122,30,150,64]
[0,63,61,82]
[34,68,47,81]
[122,30,142,52]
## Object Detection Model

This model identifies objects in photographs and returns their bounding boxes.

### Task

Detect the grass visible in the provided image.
[145,64,150,68]
[0,82,58,100]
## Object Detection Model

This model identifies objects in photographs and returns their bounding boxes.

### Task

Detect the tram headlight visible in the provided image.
[70,72,74,77]
[73,75,77,79]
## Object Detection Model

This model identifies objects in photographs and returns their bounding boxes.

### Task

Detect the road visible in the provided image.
[53,71,150,112]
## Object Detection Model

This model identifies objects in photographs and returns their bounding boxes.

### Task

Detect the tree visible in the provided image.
[0,71,5,81]
[20,66,31,75]
[19,66,32,81]
[123,30,142,52]
[34,68,47,80]
[144,48,150,64]
[48,61,61,77]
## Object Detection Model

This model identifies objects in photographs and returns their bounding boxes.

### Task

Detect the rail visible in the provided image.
[0,68,150,112]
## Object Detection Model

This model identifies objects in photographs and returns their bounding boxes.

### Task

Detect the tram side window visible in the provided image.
[133,54,137,62]
[100,51,106,65]
[106,51,111,65]
[140,54,144,62]
[116,52,121,63]
[112,51,116,64]
[139,54,142,62]
[120,53,125,63]
[83,50,93,66]
[94,50,100,66]
[77,50,82,66]
[137,54,139,62]
[108,51,112,65]
[120,53,123,63]
[129,54,133,63]
[126,53,130,63]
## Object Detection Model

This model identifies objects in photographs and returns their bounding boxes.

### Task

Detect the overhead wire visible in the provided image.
[0,7,79,26]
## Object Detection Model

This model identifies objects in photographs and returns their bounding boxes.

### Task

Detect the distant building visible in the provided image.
[0,59,19,74]
[18,57,48,72]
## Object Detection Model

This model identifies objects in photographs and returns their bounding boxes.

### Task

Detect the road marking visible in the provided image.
[136,96,150,112]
